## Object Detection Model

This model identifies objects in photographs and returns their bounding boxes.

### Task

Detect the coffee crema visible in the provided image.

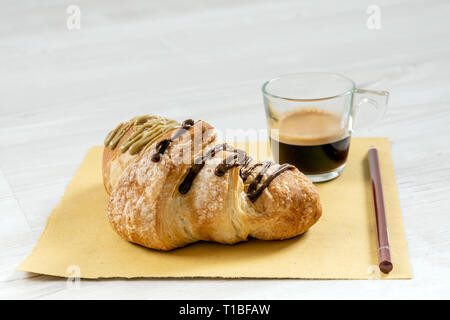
[270,109,350,175]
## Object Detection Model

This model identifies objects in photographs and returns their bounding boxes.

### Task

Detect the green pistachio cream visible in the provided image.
[104,115,180,155]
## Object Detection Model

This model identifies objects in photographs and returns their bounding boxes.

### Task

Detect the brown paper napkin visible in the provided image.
[18,138,411,279]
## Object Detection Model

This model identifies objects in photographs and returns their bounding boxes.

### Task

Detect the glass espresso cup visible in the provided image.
[262,72,389,182]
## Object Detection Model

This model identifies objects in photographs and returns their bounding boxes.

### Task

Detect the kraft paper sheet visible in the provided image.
[18,138,412,279]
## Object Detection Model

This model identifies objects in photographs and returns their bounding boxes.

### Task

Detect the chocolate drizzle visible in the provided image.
[215,149,247,176]
[178,143,233,194]
[247,163,294,202]
[178,143,295,202]
[106,115,295,202]
[151,119,195,162]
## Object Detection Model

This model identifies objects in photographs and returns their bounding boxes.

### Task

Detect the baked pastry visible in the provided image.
[103,115,322,250]
[102,115,179,194]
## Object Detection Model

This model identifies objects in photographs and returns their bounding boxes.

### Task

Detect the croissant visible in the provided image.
[103,115,322,250]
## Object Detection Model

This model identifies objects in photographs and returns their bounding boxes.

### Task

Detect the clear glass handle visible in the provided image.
[351,89,389,131]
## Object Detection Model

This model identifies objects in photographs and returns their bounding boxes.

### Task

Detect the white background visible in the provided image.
[1,0,450,299]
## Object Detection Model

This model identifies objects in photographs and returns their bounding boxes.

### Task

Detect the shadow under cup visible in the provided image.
[262,72,389,182]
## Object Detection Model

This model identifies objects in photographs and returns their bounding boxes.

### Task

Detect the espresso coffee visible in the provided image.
[270,109,350,174]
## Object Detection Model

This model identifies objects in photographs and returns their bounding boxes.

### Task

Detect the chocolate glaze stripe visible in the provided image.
[247,163,295,202]
[215,149,248,176]
[178,143,295,202]
[151,119,195,162]
[178,143,233,194]
[240,162,263,181]
[247,161,272,194]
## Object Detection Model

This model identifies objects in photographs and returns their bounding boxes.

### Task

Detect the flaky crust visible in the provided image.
[105,119,322,251]
[103,123,141,195]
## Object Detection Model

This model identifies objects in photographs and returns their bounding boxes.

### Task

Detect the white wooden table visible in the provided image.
[1,0,450,299]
